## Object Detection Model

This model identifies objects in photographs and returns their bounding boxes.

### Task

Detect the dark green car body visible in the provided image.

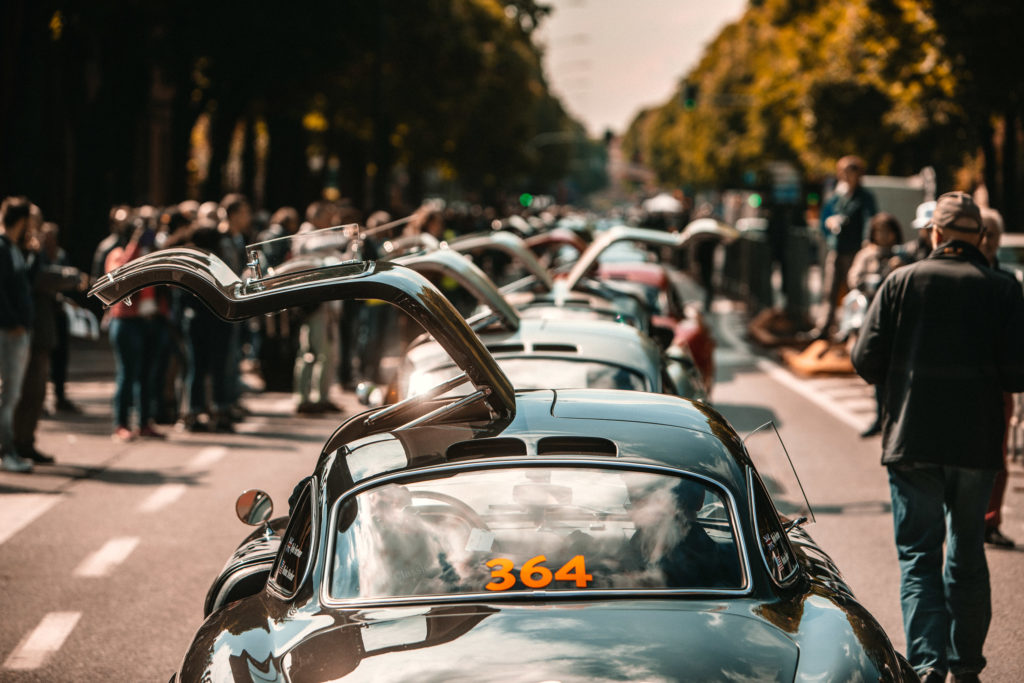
[91,244,915,682]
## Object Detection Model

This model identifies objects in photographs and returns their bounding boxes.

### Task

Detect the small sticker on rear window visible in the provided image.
[465,528,495,552]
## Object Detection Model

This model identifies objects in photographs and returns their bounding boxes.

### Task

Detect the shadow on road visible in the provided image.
[0,482,62,495]
[42,464,204,487]
[709,402,781,433]
[813,500,892,516]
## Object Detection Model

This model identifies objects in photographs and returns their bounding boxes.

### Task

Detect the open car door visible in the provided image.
[394,247,520,333]
[557,222,739,301]
[89,247,515,421]
[449,231,555,292]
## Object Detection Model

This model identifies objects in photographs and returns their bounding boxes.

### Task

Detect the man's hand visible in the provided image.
[825,215,843,235]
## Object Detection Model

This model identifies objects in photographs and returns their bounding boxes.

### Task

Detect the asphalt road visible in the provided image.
[2,309,1023,681]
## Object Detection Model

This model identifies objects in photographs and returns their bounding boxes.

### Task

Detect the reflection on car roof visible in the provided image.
[405,317,661,379]
[326,389,750,501]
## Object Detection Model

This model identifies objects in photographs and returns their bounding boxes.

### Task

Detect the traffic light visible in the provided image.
[682,82,699,110]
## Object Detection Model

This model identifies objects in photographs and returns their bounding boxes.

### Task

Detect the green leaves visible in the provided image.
[629,0,973,188]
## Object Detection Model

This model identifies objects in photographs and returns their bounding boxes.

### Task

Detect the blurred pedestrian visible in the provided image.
[104,215,168,441]
[977,207,1017,549]
[292,201,341,414]
[257,206,300,268]
[815,155,877,340]
[91,205,131,283]
[14,220,87,464]
[845,212,902,438]
[356,211,391,384]
[218,194,253,423]
[178,220,235,432]
[0,197,35,473]
[851,191,1024,682]
[43,222,82,414]
[404,203,444,240]
[895,200,936,266]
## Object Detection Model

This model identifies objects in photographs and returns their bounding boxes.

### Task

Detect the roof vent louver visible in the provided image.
[537,437,618,456]
[532,343,578,353]
[446,438,528,461]
[486,343,525,353]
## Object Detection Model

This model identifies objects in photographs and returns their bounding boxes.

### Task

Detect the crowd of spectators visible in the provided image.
[1,196,88,472]
[78,194,525,441]
[2,189,574,474]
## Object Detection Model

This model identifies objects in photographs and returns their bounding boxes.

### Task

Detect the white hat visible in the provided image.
[912,201,936,230]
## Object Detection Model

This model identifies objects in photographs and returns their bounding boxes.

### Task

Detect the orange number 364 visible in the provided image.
[485,555,593,591]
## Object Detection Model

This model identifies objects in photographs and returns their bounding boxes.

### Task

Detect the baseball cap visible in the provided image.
[911,201,935,230]
[931,191,982,232]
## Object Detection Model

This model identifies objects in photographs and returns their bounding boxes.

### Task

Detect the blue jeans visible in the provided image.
[888,465,996,677]
[109,317,161,429]
[184,306,231,414]
[0,329,31,453]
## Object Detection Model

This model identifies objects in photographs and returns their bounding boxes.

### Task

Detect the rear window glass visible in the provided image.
[330,466,744,600]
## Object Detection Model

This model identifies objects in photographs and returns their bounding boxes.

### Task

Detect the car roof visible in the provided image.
[504,288,648,328]
[323,389,751,501]
[404,317,663,383]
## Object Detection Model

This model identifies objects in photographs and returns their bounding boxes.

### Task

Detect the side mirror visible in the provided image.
[236,489,274,526]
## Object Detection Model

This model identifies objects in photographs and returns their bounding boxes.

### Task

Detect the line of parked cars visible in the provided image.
[91,216,917,681]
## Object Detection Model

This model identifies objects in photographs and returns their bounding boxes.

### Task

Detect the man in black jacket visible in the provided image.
[852,191,1024,683]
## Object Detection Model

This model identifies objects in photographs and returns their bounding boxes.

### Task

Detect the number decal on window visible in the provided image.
[485,558,516,591]
[554,554,593,587]
[485,555,593,591]
[520,555,554,588]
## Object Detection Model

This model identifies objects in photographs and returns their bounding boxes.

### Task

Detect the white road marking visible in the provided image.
[137,483,187,513]
[756,359,870,433]
[713,313,872,433]
[0,494,60,546]
[835,397,878,414]
[811,385,874,400]
[266,397,296,414]
[3,611,81,671]
[805,377,866,390]
[73,536,140,578]
[186,446,228,472]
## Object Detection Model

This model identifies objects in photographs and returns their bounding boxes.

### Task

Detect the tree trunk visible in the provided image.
[980,119,999,210]
[1003,106,1019,230]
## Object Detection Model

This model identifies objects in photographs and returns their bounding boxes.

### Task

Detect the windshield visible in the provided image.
[330,465,744,600]
[409,358,649,396]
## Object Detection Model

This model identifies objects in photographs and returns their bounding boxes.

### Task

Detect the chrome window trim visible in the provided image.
[319,457,752,608]
[745,466,802,588]
[267,479,319,600]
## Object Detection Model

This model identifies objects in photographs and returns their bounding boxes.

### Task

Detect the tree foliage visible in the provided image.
[626,0,976,190]
[0,0,582,267]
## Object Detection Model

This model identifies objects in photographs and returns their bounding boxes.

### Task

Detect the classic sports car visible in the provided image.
[382,247,697,402]
[91,242,914,682]
[552,223,736,398]
[450,226,718,397]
